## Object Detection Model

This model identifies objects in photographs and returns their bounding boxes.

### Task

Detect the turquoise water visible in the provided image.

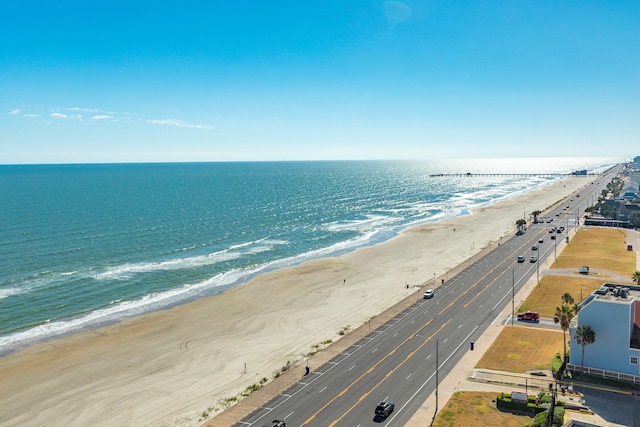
[0,158,619,353]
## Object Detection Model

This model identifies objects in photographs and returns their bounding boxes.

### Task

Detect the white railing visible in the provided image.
[566,363,640,384]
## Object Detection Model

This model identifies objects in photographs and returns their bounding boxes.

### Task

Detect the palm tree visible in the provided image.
[515,219,526,234]
[574,325,596,375]
[572,302,581,315]
[532,210,542,223]
[633,271,640,284]
[561,293,575,306]
[554,304,574,362]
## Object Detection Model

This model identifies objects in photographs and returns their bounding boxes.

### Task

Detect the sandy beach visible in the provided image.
[0,176,596,427]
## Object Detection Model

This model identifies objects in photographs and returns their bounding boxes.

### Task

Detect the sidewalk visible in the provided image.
[405,230,572,426]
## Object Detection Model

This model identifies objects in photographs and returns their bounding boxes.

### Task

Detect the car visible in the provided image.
[557,229,562,234]
[375,401,395,417]
[551,235,556,240]
[555,213,561,216]
[538,238,544,243]
[263,421,286,427]
[517,311,540,322]
[423,289,434,299]
[530,256,537,263]
[517,255,525,263]
[532,245,538,251]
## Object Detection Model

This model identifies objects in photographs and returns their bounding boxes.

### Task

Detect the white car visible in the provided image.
[423,289,435,299]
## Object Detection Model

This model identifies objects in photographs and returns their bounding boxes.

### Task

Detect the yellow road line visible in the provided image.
[327,320,451,426]
[300,318,436,426]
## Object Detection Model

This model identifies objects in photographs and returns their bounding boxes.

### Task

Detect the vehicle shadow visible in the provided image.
[373,415,388,423]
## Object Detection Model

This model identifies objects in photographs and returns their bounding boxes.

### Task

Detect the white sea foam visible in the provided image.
[92,239,287,281]
[323,214,400,233]
[0,269,249,352]
[0,287,22,300]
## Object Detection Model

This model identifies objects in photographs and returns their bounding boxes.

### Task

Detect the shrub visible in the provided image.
[496,393,547,415]
[531,411,547,427]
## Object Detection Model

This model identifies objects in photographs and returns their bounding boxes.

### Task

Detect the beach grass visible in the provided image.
[476,327,564,373]
[432,391,531,427]
[550,228,635,276]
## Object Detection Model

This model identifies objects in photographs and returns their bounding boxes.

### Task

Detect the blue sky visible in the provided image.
[2,1,639,164]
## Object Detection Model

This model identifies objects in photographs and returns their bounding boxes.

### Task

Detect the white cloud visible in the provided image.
[51,112,83,119]
[384,1,411,30]
[67,107,99,113]
[92,115,114,120]
[146,119,212,129]
[24,113,39,117]
[9,109,20,115]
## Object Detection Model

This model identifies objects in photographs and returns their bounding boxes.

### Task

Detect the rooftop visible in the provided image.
[591,283,640,303]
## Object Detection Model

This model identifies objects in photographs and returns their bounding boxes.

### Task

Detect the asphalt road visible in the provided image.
[235,166,621,427]
[573,386,640,427]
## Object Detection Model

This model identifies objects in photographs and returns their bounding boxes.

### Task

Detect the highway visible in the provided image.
[235,166,621,427]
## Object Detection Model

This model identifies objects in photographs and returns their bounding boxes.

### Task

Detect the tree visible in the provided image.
[515,219,527,234]
[632,271,640,284]
[572,302,581,315]
[574,325,596,375]
[561,293,575,306]
[554,304,574,362]
[532,210,542,223]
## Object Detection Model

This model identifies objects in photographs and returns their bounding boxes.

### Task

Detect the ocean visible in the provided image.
[0,158,621,354]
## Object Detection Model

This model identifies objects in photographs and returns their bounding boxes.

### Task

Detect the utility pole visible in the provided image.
[431,340,439,426]
[511,269,515,326]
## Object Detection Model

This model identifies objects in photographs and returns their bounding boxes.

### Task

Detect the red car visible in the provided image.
[517,311,540,322]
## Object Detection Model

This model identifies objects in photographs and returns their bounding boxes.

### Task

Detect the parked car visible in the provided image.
[423,289,435,299]
[517,311,540,322]
[517,255,525,263]
[530,256,537,263]
[375,401,395,417]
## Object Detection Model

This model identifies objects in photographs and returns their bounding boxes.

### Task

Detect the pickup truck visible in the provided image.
[517,311,540,322]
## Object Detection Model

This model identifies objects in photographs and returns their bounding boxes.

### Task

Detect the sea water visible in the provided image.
[0,158,620,353]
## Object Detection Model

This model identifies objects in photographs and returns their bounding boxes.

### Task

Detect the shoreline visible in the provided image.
[0,176,596,427]
[0,175,563,355]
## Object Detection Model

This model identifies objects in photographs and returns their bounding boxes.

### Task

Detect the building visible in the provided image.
[568,283,640,378]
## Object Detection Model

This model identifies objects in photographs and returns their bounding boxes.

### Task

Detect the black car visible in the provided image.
[375,401,395,417]
[263,421,285,427]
